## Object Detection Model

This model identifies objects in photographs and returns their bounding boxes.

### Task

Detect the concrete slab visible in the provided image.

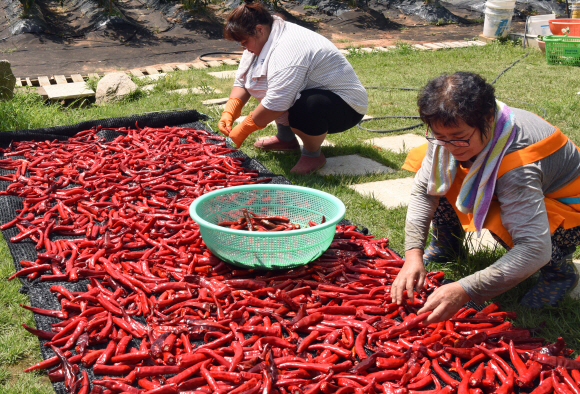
[190,62,208,69]
[470,40,487,46]
[54,75,68,84]
[349,177,414,209]
[206,61,223,68]
[450,41,470,47]
[176,64,190,71]
[208,70,238,79]
[571,260,580,300]
[130,69,145,77]
[413,44,431,50]
[168,87,222,95]
[444,42,463,48]
[374,47,389,52]
[339,49,350,56]
[255,135,334,149]
[141,84,155,92]
[160,65,175,73]
[15,78,22,87]
[43,82,94,100]
[38,76,50,87]
[71,74,84,82]
[145,67,159,75]
[465,229,499,254]
[422,43,443,50]
[360,47,374,53]
[202,97,229,106]
[365,133,426,153]
[223,59,239,66]
[318,155,394,176]
[137,73,167,82]
[87,73,100,79]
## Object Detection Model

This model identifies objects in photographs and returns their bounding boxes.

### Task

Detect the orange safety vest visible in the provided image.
[402,129,580,248]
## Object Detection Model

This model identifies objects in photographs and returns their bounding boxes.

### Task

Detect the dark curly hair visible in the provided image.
[417,72,496,139]
[224,0,274,42]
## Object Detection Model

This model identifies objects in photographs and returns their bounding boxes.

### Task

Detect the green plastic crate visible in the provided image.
[189,184,346,270]
[544,35,580,66]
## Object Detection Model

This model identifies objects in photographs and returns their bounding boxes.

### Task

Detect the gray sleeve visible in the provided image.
[405,143,441,251]
[458,165,552,305]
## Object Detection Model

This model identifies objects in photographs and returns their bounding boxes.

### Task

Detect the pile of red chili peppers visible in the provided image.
[1,125,579,394]
[217,209,306,231]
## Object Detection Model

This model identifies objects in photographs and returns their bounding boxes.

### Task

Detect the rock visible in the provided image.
[0,60,16,101]
[95,73,137,105]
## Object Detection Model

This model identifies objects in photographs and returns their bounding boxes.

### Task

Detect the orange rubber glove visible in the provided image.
[229,112,266,148]
[218,97,244,136]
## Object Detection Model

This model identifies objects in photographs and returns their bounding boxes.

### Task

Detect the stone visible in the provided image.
[317,155,394,176]
[168,87,222,95]
[464,229,499,254]
[422,43,443,50]
[360,47,374,53]
[349,177,415,209]
[255,134,334,149]
[571,260,580,300]
[141,84,156,92]
[137,73,167,82]
[339,49,350,56]
[54,75,68,84]
[365,133,426,153]
[208,70,238,79]
[202,97,229,106]
[71,74,84,83]
[412,44,431,50]
[42,82,95,100]
[223,59,239,66]
[95,73,137,105]
[0,60,16,101]
[206,61,223,68]
[38,76,51,87]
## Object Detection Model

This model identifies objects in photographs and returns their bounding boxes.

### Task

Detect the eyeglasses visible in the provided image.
[425,125,478,147]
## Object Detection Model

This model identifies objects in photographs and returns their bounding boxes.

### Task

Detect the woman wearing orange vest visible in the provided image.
[391,72,580,323]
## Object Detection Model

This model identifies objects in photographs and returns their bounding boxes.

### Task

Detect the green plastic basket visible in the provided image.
[544,35,580,66]
[189,184,346,270]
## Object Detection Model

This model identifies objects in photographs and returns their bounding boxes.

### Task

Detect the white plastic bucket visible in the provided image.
[485,0,516,10]
[483,5,515,37]
[527,13,556,36]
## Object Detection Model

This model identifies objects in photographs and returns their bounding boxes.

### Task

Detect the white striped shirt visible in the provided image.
[234,21,368,115]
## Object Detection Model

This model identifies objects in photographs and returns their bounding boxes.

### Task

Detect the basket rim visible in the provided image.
[189,184,346,237]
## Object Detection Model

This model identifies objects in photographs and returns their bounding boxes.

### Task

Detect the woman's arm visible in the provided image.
[230,86,251,104]
[458,166,552,305]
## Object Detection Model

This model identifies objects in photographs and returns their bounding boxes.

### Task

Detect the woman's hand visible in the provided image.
[219,98,244,136]
[391,248,426,305]
[417,282,471,324]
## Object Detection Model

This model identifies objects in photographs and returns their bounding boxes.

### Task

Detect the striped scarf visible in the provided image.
[427,101,516,236]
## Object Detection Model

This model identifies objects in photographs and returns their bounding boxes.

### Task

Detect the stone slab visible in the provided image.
[430,43,447,49]
[374,47,389,52]
[202,97,229,106]
[450,41,470,47]
[571,260,580,300]
[176,64,190,71]
[42,82,94,100]
[71,74,84,83]
[141,84,155,92]
[208,70,238,79]
[145,67,159,75]
[339,49,350,56]
[413,44,430,50]
[15,78,22,87]
[470,40,487,46]
[465,229,499,254]
[54,75,68,84]
[38,76,50,87]
[255,135,334,149]
[26,77,32,87]
[349,177,414,209]
[190,62,207,69]
[365,133,426,153]
[137,73,167,81]
[318,154,394,176]
[168,87,222,95]
[223,59,239,66]
[130,69,145,77]
[443,41,462,48]
[160,65,175,73]
[422,43,443,50]
[360,47,373,53]
[87,73,100,79]
[206,61,222,68]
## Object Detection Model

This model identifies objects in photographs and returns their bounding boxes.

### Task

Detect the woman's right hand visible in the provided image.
[218,97,245,136]
[391,248,427,305]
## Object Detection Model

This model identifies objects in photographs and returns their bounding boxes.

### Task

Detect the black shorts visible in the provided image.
[288,89,364,136]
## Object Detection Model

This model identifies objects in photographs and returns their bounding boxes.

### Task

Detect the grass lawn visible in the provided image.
[1,41,580,392]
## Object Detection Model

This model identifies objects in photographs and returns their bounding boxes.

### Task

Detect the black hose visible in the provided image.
[358,51,547,133]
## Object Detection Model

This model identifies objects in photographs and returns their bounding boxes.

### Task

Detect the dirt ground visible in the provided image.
[0,0,525,78]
